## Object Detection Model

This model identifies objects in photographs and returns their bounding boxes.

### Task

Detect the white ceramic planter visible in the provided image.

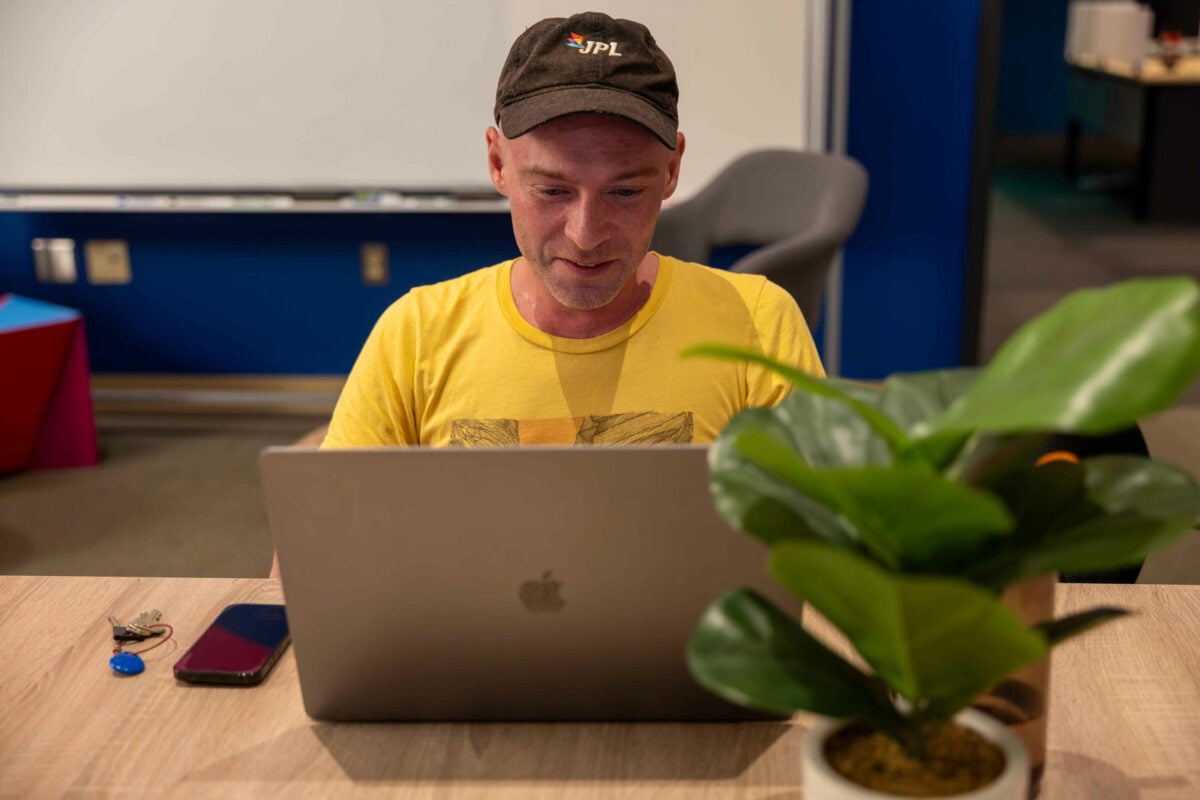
[802,708,1029,800]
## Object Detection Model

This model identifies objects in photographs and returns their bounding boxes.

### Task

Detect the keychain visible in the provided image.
[107,610,174,675]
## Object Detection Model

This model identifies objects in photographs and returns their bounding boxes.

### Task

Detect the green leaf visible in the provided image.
[686,588,902,732]
[712,415,1017,570]
[984,459,1098,547]
[1036,607,1129,647]
[879,369,982,433]
[822,466,1015,573]
[707,399,888,550]
[772,382,895,469]
[924,277,1200,437]
[1087,455,1200,520]
[880,369,982,469]
[770,541,1047,719]
[972,456,1200,585]
[946,432,1053,488]
[683,344,912,453]
[709,413,862,549]
[723,401,880,472]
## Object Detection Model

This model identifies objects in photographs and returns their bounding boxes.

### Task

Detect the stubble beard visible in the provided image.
[531,255,639,311]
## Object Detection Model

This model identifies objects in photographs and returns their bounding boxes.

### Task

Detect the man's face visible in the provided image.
[487,114,684,314]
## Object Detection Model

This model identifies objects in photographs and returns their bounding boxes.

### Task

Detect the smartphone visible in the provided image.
[173,603,290,685]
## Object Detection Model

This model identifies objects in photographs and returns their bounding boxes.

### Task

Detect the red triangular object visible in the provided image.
[30,320,99,469]
[0,321,74,472]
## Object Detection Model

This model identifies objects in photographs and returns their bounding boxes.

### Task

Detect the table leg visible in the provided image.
[1064,118,1081,182]
[1140,85,1200,222]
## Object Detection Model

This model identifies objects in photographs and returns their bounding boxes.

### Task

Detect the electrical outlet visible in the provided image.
[361,243,389,286]
[85,240,132,284]
[32,238,78,283]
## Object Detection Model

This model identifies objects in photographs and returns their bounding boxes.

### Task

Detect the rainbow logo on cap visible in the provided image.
[566,32,585,48]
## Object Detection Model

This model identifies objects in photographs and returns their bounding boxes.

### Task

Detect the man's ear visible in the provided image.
[486,127,509,196]
[663,132,686,200]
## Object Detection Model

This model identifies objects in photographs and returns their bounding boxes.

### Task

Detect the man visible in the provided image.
[322,12,824,451]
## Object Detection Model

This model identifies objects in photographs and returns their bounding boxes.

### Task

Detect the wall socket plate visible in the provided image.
[360,242,389,286]
[32,238,78,283]
[85,240,132,284]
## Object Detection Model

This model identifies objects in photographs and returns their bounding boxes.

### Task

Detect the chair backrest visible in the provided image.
[651,149,867,325]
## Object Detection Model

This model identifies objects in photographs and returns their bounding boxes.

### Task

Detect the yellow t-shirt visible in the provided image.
[324,255,824,447]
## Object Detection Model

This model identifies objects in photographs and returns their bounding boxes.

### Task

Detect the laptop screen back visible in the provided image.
[260,445,803,721]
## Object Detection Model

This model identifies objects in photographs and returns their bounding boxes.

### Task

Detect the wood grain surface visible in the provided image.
[1,577,1196,798]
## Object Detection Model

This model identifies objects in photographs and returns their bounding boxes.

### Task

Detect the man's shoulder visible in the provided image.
[665,255,760,283]
[660,255,801,327]
[661,255,779,299]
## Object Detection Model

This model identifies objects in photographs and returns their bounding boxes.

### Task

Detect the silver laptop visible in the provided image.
[259,445,804,721]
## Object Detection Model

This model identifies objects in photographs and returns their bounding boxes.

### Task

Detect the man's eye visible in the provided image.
[613,188,640,198]
[540,187,567,197]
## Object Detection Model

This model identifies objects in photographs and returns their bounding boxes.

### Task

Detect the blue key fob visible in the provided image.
[109,651,145,675]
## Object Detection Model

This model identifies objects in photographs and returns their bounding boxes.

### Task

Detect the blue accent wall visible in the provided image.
[841,0,982,378]
[0,212,516,373]
[1,3,987,380]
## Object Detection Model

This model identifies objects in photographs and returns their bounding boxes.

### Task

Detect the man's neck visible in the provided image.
[511,254,660,339]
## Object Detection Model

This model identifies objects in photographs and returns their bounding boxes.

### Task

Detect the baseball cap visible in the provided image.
[494,12,679,149]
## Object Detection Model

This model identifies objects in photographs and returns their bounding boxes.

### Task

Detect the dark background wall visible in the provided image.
[995,0,1070,135]
[1148,0,1200,34]
[994,1,1200,136]
[1,1,989,381]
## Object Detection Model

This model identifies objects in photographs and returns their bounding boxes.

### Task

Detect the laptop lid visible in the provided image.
[259,445,804,721]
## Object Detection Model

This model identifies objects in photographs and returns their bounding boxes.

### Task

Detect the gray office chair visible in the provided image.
[651,149,868,326]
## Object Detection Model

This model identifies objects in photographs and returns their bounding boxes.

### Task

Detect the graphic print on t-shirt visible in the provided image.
[450,411,694,446]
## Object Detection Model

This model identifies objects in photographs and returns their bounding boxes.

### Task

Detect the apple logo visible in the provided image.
[519,570,566,613]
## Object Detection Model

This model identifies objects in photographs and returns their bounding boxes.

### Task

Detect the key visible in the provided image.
[108,615,148,642]
[126,609,163,637]
[129,609,161,628]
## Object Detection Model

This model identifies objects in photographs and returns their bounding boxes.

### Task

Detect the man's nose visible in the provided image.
[563,196,609,252]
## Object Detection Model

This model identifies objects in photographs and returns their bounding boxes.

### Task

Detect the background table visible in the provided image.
[1065,55,1200,222]
[1,576,1197,798]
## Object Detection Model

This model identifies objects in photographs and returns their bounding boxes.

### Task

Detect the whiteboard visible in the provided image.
[0,0,821,200]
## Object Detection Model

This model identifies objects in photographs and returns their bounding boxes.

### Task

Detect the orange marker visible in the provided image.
[1035,450,1080,467]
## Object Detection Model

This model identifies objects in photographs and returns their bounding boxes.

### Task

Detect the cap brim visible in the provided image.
[499,86,677,150]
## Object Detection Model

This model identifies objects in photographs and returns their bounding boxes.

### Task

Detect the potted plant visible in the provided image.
[683,277,1200,798]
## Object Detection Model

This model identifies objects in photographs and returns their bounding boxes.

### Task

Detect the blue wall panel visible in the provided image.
[0,212,516,373]
[842,0,981,378]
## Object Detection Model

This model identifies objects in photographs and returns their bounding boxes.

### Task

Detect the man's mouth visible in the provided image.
[561,258,614,270]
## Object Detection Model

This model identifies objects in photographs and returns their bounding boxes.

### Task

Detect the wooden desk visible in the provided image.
[1,577,1197,798]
